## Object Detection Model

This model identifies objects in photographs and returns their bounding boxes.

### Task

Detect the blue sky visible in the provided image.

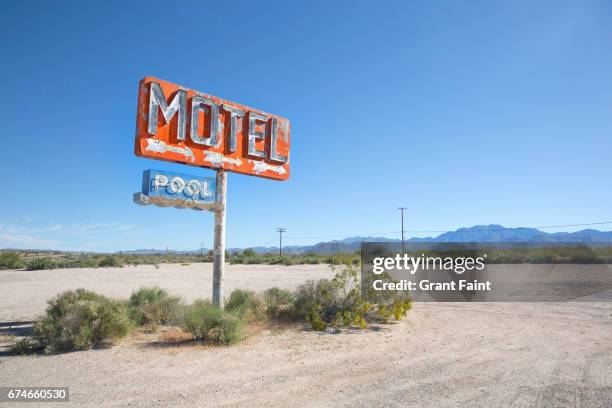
[0,0,611,252]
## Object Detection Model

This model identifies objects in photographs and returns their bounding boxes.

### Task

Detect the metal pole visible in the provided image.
[276,227,286,258]
[213,169,227,308]
[398,207,406,255]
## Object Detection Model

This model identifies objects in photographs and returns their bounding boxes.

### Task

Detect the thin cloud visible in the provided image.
[66,222,134,233]
[0,232,60,249]
[0,222,134,250]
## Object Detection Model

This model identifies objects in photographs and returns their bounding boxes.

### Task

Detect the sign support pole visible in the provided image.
[212,169,227,308]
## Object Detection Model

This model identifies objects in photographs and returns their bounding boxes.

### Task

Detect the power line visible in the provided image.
[401,221,612,233]
[279,221,612,240]
[282,231,403,239]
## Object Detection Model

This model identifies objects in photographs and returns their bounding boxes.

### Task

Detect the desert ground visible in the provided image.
[0,264,611,407]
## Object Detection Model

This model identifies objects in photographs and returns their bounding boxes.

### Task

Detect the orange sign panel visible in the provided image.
[135,77,290,180]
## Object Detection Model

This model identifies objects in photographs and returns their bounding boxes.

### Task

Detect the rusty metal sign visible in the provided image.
[133,169,216,211]
[134,76,290,180]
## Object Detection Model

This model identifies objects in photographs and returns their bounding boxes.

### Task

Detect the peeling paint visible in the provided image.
[205,151,242,167]
[145,139,195,162]
[250,160,286,175]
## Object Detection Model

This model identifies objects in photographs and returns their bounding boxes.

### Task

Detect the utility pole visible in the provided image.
[398,207,406,255]
[200,242,204,258]
[212,169,227,309]
[276,227,287,258]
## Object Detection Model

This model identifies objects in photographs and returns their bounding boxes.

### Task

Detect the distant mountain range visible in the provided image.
[122,224,612,255]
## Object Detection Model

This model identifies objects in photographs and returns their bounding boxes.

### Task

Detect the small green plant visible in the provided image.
[180,300,242,345]
[328,253,358,266]
[26,257,56,271]
[8,338,41,355]
[0,251,23,269]
[32,289,131,353]
[225,289,265,322]
[97,255,124,268]
[127,287,182,328]
[263,287,294,320]
[310,313,327,331]
[282,258,297,266]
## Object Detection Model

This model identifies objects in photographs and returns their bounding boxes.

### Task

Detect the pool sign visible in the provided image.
[133,169,216,211]
[133,76,290,309]
[134,76,290,180]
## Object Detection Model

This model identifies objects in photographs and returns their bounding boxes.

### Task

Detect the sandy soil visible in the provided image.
[0,263,334,321]
[0,265,611,407]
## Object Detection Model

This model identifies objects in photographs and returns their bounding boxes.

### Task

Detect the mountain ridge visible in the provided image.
[119,224,612,254]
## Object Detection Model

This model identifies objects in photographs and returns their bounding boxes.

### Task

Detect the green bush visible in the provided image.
[242,248,256,257]
[0,251,23,269]
[225,289,265,322]
[127,287,182,328]
[329,253,359,266]
[55,256,99,269]
[26,257,56,271]
[97,255,124,268]
[292,279,336,322]
[282,258,296,266]
[263,287,294,320]
[32,289,131,353]
[229,256,244,265]
[292,262,411,331]
[9,338,41,355]
[180,300,242,345]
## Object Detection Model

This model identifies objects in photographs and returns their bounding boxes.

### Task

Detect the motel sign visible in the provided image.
[134,77,290,180]
[133,77,290,308]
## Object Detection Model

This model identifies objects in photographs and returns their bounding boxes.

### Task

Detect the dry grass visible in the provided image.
[159,327,193,343]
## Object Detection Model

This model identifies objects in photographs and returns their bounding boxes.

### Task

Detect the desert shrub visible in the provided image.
[97,255,124,268]
[0,252,23,269]
[55,255,98,269]
[127,287,182,328]
[243,248,256,257]
[229,256,244,265]
[267,257,283,265]
[180,300,242,345]
[292,261,411,331]
[225,289,265,321]
[329,253,359,266]
[282,258,297,266]
[292,279,338,322]
[26,257,56,271]
[263,287,294,320]
[9,338,41,355]
[32,289,131,353]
